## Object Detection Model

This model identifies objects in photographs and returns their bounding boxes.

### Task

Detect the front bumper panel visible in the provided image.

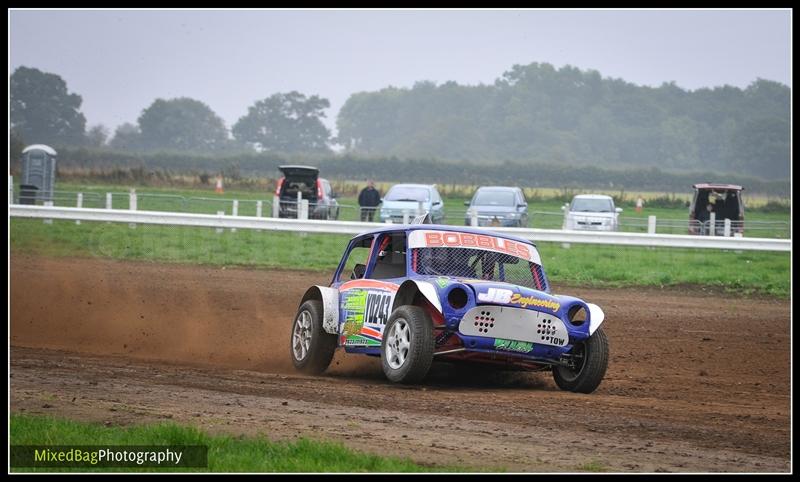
[458,305,569,347]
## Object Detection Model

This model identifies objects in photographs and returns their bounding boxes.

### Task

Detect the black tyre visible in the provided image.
[381,305,435,384]
[290,300,337,374]
[553,327,609,393]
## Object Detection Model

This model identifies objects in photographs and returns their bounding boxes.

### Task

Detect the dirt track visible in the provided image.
[10,255,791,472]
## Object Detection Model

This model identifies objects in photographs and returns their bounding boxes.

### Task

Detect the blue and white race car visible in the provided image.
[290,224,609,393]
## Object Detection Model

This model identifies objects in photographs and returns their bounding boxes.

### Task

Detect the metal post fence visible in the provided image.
[9,204,790,252]
[76,193,83,225]
[296,192,302,220]
[231,200,239,233]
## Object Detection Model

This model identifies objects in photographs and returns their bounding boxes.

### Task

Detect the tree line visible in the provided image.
[10,62,790,180]
[10,66,331,155]
[337,63,790,179]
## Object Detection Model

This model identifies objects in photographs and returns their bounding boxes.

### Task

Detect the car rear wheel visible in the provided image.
[381,305,434,384]
[553,328,608,393]
[290,300,337,374]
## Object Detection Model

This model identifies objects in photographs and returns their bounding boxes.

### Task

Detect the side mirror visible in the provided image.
[616,207,623,213]
[330,192,338,199]
[463,200,471,206]
[561,205,567,211]
[517,204,526,209]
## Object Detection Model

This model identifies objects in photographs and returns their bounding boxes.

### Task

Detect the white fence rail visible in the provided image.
[9,204,791,252]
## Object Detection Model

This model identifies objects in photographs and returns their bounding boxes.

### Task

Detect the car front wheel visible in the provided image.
[290,300,337,374]
[552,327,609,393]
[381,305,434,384]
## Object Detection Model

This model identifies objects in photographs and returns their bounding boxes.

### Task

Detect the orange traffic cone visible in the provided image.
[215,176,224,194]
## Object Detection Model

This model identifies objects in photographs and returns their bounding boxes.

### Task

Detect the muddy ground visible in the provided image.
[9,255,791,472]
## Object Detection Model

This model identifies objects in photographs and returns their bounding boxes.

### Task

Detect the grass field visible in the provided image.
[10,179,791,296]
[10,414,465,473]
[10,217,790,296]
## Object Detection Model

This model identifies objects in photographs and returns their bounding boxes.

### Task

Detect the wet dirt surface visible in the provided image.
[10,255,791,472]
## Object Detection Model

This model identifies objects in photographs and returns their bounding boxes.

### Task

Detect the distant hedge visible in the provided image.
[47,147,789,196]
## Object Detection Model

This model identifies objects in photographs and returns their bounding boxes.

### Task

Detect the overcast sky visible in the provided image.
[8,9,792,135]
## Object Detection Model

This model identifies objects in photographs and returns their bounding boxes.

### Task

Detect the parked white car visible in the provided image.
[562,194,622,231]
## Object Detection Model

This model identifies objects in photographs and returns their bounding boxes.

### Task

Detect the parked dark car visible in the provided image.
[688,183,744,236]
[464,186,528,227]
[276,165,339,220]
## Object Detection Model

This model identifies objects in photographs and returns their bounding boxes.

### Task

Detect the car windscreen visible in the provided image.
[570,198,614,212]
[384,186,429,202]
[411,247,547,292]
[473,190,515,206]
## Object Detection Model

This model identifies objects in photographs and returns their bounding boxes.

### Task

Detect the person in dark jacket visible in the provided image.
[358,180,381,222]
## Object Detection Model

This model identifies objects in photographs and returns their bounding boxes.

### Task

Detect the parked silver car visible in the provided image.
[562,194,622,231]
[379,184,445,224]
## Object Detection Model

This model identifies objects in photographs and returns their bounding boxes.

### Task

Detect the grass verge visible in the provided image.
[10,414,468,473]
[10,218,790,297]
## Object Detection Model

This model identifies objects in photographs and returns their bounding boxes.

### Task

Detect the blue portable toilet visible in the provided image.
[20,144,57,204]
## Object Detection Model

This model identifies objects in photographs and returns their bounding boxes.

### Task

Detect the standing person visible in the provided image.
[635,196,645,213]
[358,180,381,222]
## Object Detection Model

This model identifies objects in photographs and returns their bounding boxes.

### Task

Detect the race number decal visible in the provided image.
[364,292,392,326]
[339,281,398,347]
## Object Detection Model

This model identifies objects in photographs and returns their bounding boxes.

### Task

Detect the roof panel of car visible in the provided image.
[692,183,744,190]
[278,165,320,177]
[388,183,434,189]
[573,194,614,199]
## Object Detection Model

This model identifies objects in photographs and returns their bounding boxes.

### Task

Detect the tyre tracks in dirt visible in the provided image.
[10,255,790,472]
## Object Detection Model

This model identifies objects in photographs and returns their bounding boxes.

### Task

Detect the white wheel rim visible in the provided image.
[386,318,411,369]
[292,310,312,361]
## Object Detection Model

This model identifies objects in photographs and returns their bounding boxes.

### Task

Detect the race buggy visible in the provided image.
[290,224,609,393]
